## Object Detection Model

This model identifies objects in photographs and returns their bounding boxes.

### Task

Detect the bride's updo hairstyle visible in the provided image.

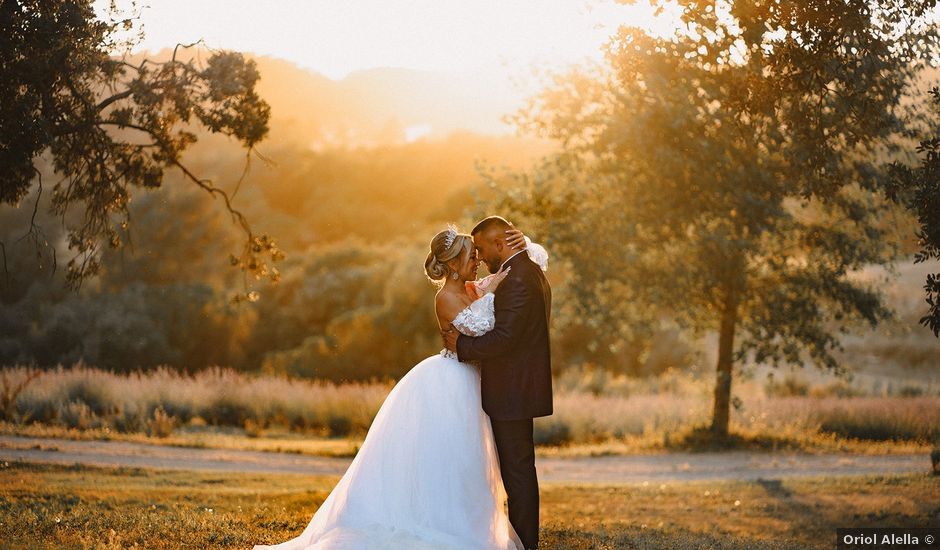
[425,225,472,284]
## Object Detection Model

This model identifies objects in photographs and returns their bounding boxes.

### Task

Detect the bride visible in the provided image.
[253,225,547,550]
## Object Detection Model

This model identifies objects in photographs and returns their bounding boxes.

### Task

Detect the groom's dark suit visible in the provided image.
[456,250,552,550]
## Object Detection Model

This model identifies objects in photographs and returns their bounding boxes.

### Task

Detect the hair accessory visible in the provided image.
[452,271,460,280]
[443,224,458,250]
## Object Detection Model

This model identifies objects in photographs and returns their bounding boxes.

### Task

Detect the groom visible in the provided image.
[443,215,553,550]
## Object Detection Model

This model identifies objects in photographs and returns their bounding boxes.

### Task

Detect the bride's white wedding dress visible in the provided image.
[254,291,524,550]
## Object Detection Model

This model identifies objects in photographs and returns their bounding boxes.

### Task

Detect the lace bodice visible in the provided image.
[440,293,495,360]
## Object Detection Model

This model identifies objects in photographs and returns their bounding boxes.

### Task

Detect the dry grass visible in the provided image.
[3,364,938,457]
[0,461,936,549]
[7,364,391,437]
[0,421,363,458]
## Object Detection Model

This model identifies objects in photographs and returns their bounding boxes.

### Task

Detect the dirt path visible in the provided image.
[0,435,930,484]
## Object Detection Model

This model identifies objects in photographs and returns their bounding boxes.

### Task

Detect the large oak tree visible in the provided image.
[505,0,939,436]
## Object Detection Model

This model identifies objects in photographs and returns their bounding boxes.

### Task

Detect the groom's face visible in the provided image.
[473,233,502,274]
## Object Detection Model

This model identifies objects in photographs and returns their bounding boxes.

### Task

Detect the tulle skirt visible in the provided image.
[253,353,522,550]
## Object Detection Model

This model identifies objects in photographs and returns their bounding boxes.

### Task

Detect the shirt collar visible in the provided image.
[500,249,527,271]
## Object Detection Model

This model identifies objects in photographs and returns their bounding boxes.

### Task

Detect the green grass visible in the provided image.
[0,461,937,549]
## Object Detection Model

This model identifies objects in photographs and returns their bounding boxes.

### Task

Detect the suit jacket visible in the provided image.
[457,251,553,420]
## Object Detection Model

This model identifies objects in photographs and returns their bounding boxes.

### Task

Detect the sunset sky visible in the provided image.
[94,1,682,133]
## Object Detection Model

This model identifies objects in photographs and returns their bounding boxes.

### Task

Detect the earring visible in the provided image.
[452,271,459,280]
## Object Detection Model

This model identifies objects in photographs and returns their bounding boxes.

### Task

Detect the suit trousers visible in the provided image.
[490,418,539,550]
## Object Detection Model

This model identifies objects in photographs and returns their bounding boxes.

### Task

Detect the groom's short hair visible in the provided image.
[471,216,512,236]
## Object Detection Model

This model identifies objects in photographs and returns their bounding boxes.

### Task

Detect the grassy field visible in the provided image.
[0,461,937,549]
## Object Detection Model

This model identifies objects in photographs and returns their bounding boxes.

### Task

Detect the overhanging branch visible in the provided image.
[96,89,133,111]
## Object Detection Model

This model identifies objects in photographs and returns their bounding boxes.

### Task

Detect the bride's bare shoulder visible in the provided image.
[435,288,472,321]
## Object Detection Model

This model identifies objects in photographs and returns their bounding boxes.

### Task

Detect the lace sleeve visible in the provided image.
[524,237,549,271]
[451,294,496,337]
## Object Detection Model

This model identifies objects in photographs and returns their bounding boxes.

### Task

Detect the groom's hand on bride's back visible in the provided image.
[441,325,458,351]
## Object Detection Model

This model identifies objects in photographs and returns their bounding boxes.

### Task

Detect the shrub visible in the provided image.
[147,406,177,438]
[59,400,99,430]
[15,392,57,424]
[0,369,41,422]
[534,417,573,446]
[201,394,253,427]
[810,381,865,398]
[813,398,940,442]
[898,385,924,397]
[243,418,266,438]
[64,374,116,416]
[327,415,353,437]
[113,404,145,433]
[764,374,809,397]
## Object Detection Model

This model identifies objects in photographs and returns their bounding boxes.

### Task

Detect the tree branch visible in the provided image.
[21,168,42,241]
[172,40,206,64]
[97,120,158,135]
[96,89,133,112]
[171,159,252,234]
[0,240,8,286]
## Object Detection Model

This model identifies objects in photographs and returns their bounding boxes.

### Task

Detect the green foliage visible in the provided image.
[887,86,940,336]
[0,280,256,371]
[0,0,277,294]
[254,242,437,381]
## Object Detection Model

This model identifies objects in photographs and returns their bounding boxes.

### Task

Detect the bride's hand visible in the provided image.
[478,264,511,294]
[505,227,527,250]
[441,325,458,352]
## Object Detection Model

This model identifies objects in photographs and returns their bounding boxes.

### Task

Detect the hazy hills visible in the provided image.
[255,57,526,147]
[126,47,530,148]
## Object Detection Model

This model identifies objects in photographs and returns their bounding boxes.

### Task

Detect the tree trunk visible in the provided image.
[710,286,738,437]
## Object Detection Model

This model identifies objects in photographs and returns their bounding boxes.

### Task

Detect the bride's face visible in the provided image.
[454,247,480,282]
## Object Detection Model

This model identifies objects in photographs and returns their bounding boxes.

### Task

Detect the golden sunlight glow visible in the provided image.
[96,0,682,132]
